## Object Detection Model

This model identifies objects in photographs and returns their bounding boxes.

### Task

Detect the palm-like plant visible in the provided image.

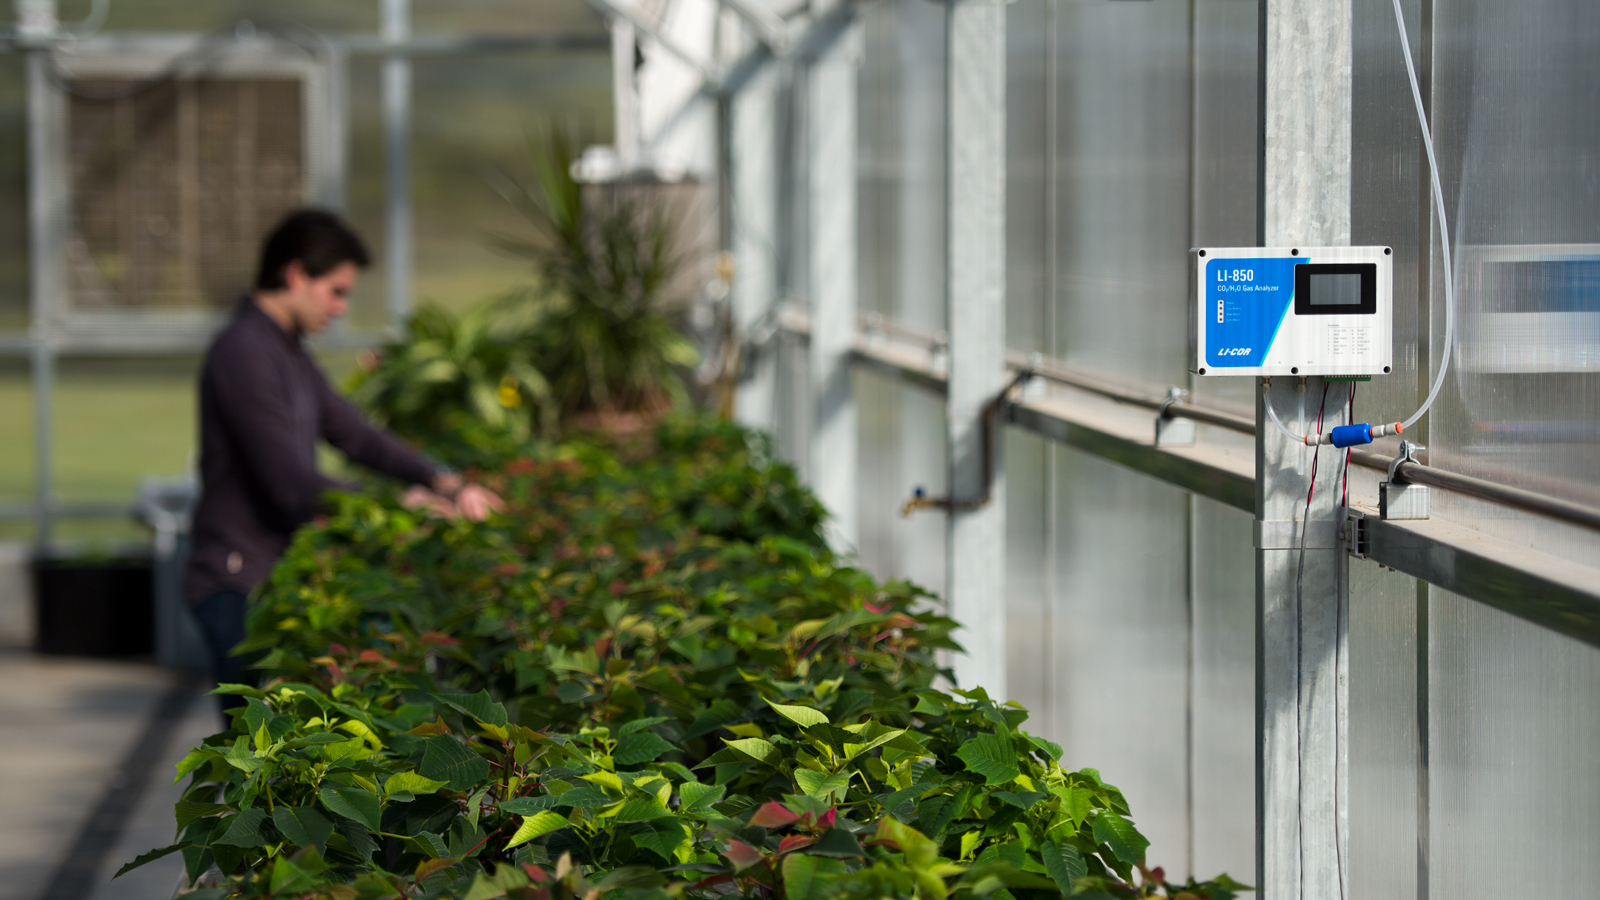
[495,129,699,422]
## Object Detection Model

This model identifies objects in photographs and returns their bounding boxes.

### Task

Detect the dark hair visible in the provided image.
[254,209,371,290]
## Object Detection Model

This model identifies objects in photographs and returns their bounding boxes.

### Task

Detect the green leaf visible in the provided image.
[1061,785,1094,826]
[765,699,830,729]
[917,786,971,839]
[1040,842,1087,893]
[683,700,741,740]
[619,717,673,736]
[614,731,674,766]
[384,772,448,796]
[991,790,1047,810]
[499,796,559,815]
[806,827,866,858]
[272,806,334,850]
[338,817,378,861]
[420,736,492,791]
[722,737,781,766]
[783,853,849,900]
[319,786,381,833]
[612,797,672,822]
[434,691,509,728]
[954,732,1019,785]
[550,786,614,808]
[794,769,850,803]
[506,811,570,849]
[1026,735,1063,762]
[174,801,227,831]
[630,817,689,862]
[114,843,185,878]
[213,810,269,848]
[1091,810,1150,865]
[678,782,725,812]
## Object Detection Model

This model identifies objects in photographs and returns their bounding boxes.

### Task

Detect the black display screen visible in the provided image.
[1294,263,1377,315]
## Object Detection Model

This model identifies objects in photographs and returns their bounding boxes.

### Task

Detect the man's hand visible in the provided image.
[405,471,506,522]
[452,484,505,521]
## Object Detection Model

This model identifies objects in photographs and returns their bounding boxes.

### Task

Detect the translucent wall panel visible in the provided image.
[1190,496,1255,882]
[1347,560,1418,898]
[1423,0,1600,566]
[1053,0,1192,384]
[1045,446,1191,871]
[1005,430,1051,726]
[1186,0,1259,417]
[857,0,945,332]
[1005,0,1049,354]
[855,371,947,599]
[1428,589,1600,896]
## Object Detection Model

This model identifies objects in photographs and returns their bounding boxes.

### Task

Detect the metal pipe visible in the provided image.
[382,0,411,335]
[27,48,54,550]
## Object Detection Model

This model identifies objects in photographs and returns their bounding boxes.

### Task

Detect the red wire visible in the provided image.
[1341,384,1356,507]
[1306,382,1330,508]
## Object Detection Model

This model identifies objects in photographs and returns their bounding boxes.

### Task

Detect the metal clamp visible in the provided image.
[1387,440,1426,484]
[1154,387,1195,446]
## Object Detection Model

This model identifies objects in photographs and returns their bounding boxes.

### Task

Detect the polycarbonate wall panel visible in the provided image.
[1005,0,1049,355]
[1189,497,1255,882]
[1347,560,1419,898]
[1004,430,1051,727]
[855,370,947,599]
[1186,0,1260,418]
[1423,0,1600,567]
[1047,447,1191,872]
[1428,590,1600,896]
[1053,0,1192,383]
[857,0,946,332]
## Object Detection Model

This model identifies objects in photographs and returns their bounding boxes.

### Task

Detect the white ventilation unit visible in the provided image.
[40,36,344,352]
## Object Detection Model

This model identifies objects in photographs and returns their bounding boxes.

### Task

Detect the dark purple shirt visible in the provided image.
[185,299,439,604]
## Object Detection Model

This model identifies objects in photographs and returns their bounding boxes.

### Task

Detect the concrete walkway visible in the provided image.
[0,616,217,900]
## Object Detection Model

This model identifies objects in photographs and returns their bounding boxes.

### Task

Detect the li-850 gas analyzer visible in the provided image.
[1190,246,1393,378]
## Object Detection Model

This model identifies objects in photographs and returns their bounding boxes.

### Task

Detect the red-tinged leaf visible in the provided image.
[329,643,348,656]
[690,875,735,891]
[817,808,837,830]
[749,801,801,828]
[407,719,451,736]
[725,840,766,871]
[419,631,460,647]
[1149,867,1165,885]
[779,835,817,854]
[415,856,458,881]
[864,600,891,614]
[609,580,628,596]
[523,865,550,882]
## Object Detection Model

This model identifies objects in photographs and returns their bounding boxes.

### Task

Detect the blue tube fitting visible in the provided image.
[1329,423,1373,448]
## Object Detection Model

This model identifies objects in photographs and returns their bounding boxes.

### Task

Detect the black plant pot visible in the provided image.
[31,556,155,656]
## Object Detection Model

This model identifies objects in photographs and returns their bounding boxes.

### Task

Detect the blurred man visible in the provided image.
[185,209,501,712]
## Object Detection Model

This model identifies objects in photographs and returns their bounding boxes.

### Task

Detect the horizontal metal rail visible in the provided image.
[817,320,1600,644]
[0,500,134,521]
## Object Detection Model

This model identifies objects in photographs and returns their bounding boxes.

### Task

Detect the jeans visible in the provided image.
[191,589,252,717]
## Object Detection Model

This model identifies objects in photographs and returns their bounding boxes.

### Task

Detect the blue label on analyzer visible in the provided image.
[1205,257,1302,367]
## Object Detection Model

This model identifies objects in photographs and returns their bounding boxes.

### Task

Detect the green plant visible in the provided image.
[348,303,556,469]
[496,128,699,420]
[122,420,1248,900]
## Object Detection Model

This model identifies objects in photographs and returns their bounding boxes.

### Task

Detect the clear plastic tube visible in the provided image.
[1265,0,1454,444]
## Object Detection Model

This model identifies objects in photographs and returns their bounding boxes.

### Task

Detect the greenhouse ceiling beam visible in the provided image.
[581,0,721,83]
[335,32,610,54]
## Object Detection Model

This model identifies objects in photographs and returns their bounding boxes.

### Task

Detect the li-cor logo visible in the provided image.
[1216,348,1252,357]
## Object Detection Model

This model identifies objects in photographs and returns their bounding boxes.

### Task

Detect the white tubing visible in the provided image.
[1262,0,1454,443]
[1391,0,1455,429]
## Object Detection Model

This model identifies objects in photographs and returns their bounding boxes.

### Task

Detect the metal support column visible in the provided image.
[1257,0,1353,897]
[731,62,781,431]
[382,0,412,334]
[945,0,1007,696]
[806,27,860,552]
[26,45,61,551]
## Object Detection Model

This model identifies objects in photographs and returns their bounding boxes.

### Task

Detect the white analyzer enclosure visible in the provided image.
[1190,246,1393,377]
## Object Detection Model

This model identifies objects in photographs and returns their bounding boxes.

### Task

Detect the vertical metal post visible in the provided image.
[612,18,640,168]
[945,0,1007,696]
[26,45,59,551]
[1257,0,1352,897]
[382,0,412,334]
[807,27,860,552]
[731,62,781,430]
